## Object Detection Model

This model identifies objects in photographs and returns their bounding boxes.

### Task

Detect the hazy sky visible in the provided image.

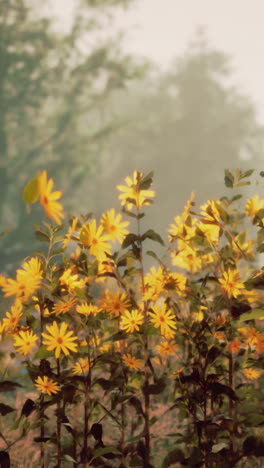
[48,0,264,122]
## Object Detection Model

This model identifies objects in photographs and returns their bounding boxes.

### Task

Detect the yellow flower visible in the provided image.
[59,268,86,292]
[193,311,204,322]
[2,300,23,333]
[42,321,78,359]
[72,358,91,375]
[98,290,130,317]
[1,257,43,301]
[80,219,112,261]
[122,354,143,370]
[96,258,116,282]
[243,368,261,380]
[120,309,144,333]
[156,340,178,356]
[13,329,38,355]
[76,302,101,316]
[52,297,77,315]
[219,268,245,298]
[213,332,226,341]
[101,209,130,243]
[37,170,64,224]
[117,170,155,210]
[245,195,264,218]
[168,216,196,242]
[229,339,241,354]
[144,266,187,301]
[148,303,177,337]
[170,242,203,272]
[196,222,220,244]
[63,217,79,248]
[200,200,221,224]
[238,327,262,347]
[213,315,226,326]
[35,376,61,395]
[162,271,187,295]
[143,266,164,301]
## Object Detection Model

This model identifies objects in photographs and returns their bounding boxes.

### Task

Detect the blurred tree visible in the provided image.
[0,0,141,272]
[97,32,264,231]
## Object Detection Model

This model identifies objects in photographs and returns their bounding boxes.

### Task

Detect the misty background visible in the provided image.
[1,0,264,272]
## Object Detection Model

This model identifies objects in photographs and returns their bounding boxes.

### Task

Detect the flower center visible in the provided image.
[57,337,63,344]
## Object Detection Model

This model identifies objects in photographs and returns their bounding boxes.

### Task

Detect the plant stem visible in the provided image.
[228,352,234,459]
[40,301,45,468]
[57,358,62,468]
[137,210,151,464]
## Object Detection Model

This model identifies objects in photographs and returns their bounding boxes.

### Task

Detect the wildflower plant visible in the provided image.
[1,168,264,467]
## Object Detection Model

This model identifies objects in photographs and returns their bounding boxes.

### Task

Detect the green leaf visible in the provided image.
[142,378,166,395]
[138,171,154,190]
[208,382,238,401]
[207,346,221,364]
[34,347,54,360]
[162,448,185,468]
[243,436,264,457]
[0,403,15,416]
[34,436,52,443]
[63,455,77,463]
[146,250,160,261]
[21,399,35,417]
[104,330,127,342]
[35,230,50,243]
[23,177,39,204]
[0,381,22,392]
[122,233,139,249]
[141,229,164,245]
[237,308,264,322]
[241,169,254,179]
[212,442,228,453]
[224,169,234,188]
[91,446,121,460]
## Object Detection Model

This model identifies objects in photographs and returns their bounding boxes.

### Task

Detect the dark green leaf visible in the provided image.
[208,382,238,401]
[138,171,154,190]
[141,229,164,245]
[0,381,22,392]
[162,448,185,468]
[207,346,221,364]
[243,436,264,457]
[91,423,103,441]
[35,230,50,243]
[224,169,234,188]
[122,233,138,249]
[0,403,15,416]
[21,399,35,417]
[129,396,144,416]
[34,437,53,443]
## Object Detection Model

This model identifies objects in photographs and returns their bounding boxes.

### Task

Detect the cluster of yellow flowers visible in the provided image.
[1,168,264,399]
